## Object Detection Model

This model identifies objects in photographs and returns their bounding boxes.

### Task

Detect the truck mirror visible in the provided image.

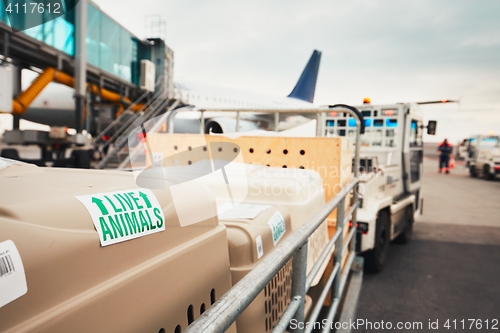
[427,120,437,135]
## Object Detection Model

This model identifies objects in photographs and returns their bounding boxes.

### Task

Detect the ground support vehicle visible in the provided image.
[466,135,500,180]
[321,103,437,272]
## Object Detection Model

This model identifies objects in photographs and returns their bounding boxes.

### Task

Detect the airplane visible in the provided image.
[18,50,322,134]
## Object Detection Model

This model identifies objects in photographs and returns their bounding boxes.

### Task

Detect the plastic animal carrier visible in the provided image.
[0,161,235,333]
[219,204,293,333]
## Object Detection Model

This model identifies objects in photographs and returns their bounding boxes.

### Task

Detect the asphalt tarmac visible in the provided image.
[354,158,500,333]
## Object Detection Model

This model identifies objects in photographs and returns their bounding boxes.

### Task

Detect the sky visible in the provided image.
[3,0,500,143]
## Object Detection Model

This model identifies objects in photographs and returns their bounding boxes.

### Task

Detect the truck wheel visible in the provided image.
[470,165,477,178]
[395,206,413,244]
[71,150,91,168]
[483,165,493,180]
[364,211,390,273]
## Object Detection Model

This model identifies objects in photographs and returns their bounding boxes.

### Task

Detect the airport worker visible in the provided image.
[438,139,453,174]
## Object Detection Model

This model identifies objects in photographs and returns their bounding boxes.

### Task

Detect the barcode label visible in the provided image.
[0,240,28,308]
[0,254,15,277]
[256,235,264,259]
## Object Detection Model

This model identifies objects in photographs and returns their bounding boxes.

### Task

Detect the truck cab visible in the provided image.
[466,135,500,180]
[324,103,432,271]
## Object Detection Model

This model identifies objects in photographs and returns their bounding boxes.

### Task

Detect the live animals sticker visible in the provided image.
[76,188,165,247]
[0,240,28,308]
[267,211,286,246]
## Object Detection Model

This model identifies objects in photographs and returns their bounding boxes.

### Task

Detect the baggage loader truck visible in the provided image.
[323,103,437,272]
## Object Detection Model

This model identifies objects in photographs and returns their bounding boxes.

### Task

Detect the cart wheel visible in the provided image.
[364,210,390,273]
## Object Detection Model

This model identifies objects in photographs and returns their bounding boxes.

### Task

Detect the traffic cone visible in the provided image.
[450,155,456,169]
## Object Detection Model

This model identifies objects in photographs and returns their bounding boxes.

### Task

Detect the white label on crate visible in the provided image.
[256,235,264,259]
[76,189,165,247]
[152,152,164,167]
[218,203,271,220]
[0,240,28,308]
[267,211,286,246]
[0,158,15,170]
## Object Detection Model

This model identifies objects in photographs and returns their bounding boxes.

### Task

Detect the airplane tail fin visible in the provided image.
[287,50,321,103]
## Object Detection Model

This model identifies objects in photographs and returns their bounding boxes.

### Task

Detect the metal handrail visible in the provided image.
[116,99,180,169]
[99,82,166,152]
[183,178,359,333]
[94,97,169,169]
[94,80,171,169]
[94,74,165,145]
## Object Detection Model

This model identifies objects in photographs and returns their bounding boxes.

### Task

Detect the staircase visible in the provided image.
[94,76,180,169]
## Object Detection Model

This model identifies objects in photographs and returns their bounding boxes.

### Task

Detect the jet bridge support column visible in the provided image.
[3,31,20,130]
[12,66,21,130]
[74,0,87,134]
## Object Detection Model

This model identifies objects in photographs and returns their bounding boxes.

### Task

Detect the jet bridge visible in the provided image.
[0,0,176,167]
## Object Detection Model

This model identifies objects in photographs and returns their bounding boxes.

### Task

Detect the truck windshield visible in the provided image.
[480,137,500,148]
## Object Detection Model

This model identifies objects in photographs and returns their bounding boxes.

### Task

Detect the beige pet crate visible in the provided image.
[145,133,353,272]
[219,204,293,333]
[0,161,235,333]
